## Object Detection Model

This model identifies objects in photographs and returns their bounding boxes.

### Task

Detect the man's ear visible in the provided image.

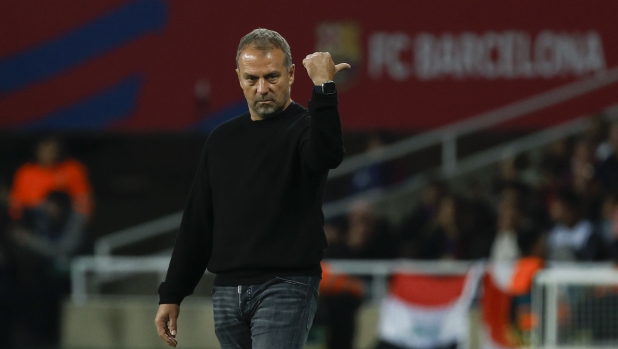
[288,64,295,85]
[236,68,242,88]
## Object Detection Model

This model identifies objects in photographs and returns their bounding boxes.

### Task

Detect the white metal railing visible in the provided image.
[71,257,477,305]
[93,67,618,257]
[94,212,182,256]
[71,257,616,307]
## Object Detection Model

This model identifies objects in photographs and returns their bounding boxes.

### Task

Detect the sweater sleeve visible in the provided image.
[158,144,214,304]
[300,90,345,172]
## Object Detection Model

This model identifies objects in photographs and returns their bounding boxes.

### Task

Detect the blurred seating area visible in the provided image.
[326,116,618,265]
[312,114,618,349]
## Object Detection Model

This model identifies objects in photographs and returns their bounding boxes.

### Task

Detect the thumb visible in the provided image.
[334,63,351,73]
[169,312,178,337]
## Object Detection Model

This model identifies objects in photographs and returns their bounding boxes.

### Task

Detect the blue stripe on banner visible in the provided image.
[23,75,143,131]
[0,0,167,94]
[193,100,249,132]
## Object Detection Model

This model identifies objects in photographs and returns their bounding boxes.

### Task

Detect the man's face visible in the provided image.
[236,46,294,120]
[549,200,566,223]
[36,141,59,166]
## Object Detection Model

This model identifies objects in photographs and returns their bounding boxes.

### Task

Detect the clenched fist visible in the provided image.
[302,52,351,86]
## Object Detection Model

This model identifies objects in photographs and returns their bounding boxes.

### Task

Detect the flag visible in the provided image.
[481,258,544,349]
[378,263,483,348]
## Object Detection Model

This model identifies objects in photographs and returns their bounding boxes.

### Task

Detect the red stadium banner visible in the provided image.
[1,0,617,131]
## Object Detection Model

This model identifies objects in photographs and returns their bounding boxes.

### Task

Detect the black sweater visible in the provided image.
[158,91,344,304]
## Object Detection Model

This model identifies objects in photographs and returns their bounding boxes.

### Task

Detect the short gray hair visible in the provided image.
[236,28,292,69]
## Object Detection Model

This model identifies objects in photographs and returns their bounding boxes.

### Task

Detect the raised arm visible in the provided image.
[299,52,350,172]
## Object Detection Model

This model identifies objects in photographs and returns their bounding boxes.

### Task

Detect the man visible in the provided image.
[8,137,92,347]
[154,28,349,348]
[9,137,93,221]
[547,189,604,261]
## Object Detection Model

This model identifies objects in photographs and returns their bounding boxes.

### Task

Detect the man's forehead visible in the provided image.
[238,47,286,72]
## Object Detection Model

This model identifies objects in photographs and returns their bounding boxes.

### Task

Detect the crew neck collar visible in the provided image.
[247,101,301,122]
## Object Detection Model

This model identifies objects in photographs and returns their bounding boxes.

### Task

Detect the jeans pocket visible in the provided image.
[275,276,309,288]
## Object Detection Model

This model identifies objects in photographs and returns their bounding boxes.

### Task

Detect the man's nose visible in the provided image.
[256,79,269,94]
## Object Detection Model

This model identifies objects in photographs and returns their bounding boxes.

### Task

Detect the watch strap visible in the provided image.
[314,81,336,94]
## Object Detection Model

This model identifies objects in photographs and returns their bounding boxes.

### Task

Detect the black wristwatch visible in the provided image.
[314,81,336,95]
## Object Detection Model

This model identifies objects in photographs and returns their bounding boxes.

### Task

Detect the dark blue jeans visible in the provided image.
[212,275,320,349]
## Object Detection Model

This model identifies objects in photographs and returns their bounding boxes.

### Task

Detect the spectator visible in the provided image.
[583,113,608,157]
[489,187,523,262]
[397,181,446,258]
[8,190,88,348]
[570,139,596,184]
[9,136,93,222]
[503,152,542,192]
[323,219,348,259]
[598,192,617,243]
[569,139,604,221]
[509,227,546,346]
[7,137,93,348]
[316,262,364,349]
[498,155,520,184]
[416,195,466,260]
[597,192,618,259]
[336,200,395,259]
[460,180,496,259]
[349,134,388,195]
[495,152,551,232]
[547,189,606,261]
[597,121,618,191]
[540,138,570,188]
[321,216,367,349]
[594,117,614,161]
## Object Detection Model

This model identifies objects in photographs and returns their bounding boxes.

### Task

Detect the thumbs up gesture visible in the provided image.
[302,52,351,86]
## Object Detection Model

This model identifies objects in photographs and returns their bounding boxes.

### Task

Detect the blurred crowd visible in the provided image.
[325,116,618,265]
[0,137,93,349]
[317,115,618,349]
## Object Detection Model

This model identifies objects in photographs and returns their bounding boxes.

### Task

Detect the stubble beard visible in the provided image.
[252,103,279,118]
[251,91,290,119]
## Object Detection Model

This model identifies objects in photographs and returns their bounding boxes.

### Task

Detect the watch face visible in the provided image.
[323,82,336,94]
